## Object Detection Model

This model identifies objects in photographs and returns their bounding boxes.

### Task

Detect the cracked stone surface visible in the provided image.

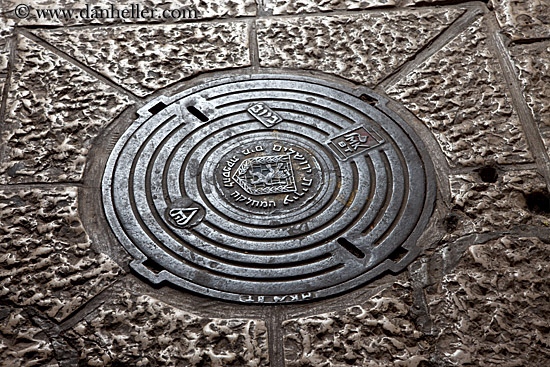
[256,8,464,87]
[65,292,270,366]
[0,306,57,367]
[283,281,428,367]
[427,235,550,365]
[0,0,256,25]
[490,0,550,40]
[262,0,397,15]
[509,41,550,134]
[0,188,122,322]
[0,36,132,184]
[33,22,250,97]
[449,170,550,235]
[387,17,533,167]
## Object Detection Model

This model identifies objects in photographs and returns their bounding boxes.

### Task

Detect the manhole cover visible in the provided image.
[102,74,435,303]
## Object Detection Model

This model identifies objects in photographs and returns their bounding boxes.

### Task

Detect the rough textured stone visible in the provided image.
[0,188,122,321]
[490,0,550,40]
[0,306,57,367]
[256,8,464,87]
[0,36,132,184]
[0,0,256,25]
[261,0,462,14]
[262,0,396,15]
[387,17,533,167]
[34,22,250,97]
[0,77,5,103]
[0,16,11,100]
[1,2,549,365]
[542,129,550,154]
[428,236,550,365]
[509,42,550,130]
[401,0,459,4]
[0,18,14,73]
[449,170,550,235]
[1,16,9,120]
[283,281,428,366]
[65,292,269,366]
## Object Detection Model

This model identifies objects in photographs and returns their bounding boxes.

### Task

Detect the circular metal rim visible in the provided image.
[101,72,437,304]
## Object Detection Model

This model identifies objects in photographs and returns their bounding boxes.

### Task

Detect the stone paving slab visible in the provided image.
[256,8,464,87]
[387,16,533,167]
[0,188,122,322]
[0,18,14,74]
[490,0,550,40]
[448,169,549,236]
[400,0,460,4]
[262,0,397,15]
[427,235,550,365]
[543,129,550,156]
[33,21,251,97]
[65,292,270,366]
[0,77,5,106]
[0,306,58,367]
[0,0,256,25]
[261,0,459,14]
[283,234,550,367]
[0,36,132,184]
[0,1,549,366]
[509,41,550,133]
[283,281,428,367]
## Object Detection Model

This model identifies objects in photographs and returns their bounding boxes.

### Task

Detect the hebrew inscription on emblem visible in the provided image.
[232,154,297,196]
[216,139,322,213]
[247,102,283,127]
[327,124,384,160]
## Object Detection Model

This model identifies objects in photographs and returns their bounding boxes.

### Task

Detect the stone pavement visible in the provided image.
[0,0,549,366]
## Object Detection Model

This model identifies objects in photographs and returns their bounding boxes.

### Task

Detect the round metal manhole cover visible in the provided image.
[102,73,436,303]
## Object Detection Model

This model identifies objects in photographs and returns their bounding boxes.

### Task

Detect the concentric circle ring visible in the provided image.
[102,73,436,303]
